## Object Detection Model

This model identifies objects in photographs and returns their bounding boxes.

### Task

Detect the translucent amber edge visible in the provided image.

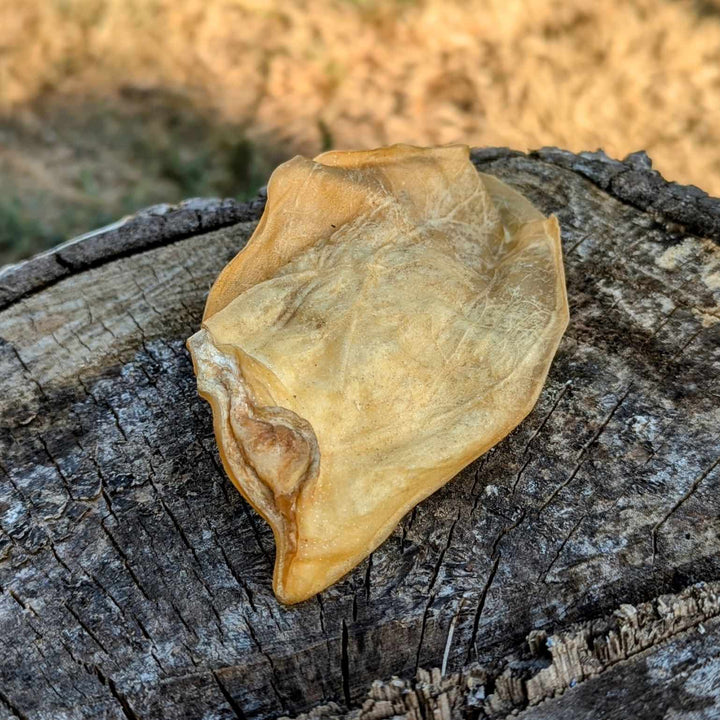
[186,328,314,604]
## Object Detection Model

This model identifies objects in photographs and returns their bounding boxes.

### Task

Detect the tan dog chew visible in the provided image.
[187,144,568,604]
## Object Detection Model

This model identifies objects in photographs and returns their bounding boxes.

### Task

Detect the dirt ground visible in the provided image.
[1,0,720,263]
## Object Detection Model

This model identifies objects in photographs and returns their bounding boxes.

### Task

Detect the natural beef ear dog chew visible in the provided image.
[187,144,569,604]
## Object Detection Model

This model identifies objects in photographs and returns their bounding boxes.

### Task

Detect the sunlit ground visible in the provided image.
[1,0,719,263]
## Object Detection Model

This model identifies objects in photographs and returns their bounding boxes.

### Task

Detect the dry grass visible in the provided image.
[1,0,720,261]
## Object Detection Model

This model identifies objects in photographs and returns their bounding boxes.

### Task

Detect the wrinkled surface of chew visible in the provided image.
[187,144,568,604]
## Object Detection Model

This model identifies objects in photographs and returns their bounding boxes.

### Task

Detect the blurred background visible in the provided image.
[1,0,719,265]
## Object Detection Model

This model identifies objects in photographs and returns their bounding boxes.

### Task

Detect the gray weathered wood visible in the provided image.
[1,147,719,720]
[282,580,720,720]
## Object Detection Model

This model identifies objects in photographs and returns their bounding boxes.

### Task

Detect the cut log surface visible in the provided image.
[1,148,719,720]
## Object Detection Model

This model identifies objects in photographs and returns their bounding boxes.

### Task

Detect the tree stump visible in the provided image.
[1,148,719,720]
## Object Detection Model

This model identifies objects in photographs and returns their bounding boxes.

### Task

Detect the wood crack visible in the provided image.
[5,340,48,401]
[95,666,141,720]
[537,515,585,584]
[245,616,290,713]
[65,602,111,657]
[652,453,720,563]
[0,689,29,720]
[341,619,352,709]
[99,520,153,603]
[522,381,571,456]
[538,383,633,512]
[414,594,435,676]
[426,511,460,593]
[213,670,248,720]
[465,554,501,664]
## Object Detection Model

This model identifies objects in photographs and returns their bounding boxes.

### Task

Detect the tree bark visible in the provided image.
[1,147,719,720]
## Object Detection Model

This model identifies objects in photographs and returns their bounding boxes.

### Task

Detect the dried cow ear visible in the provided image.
[187,144,569,604]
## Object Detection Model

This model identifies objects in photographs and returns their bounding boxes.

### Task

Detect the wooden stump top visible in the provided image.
[1,148,719,719]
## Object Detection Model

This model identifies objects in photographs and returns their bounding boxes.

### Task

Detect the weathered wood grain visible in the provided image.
[282,580,720,720]
[1,148,719,720]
